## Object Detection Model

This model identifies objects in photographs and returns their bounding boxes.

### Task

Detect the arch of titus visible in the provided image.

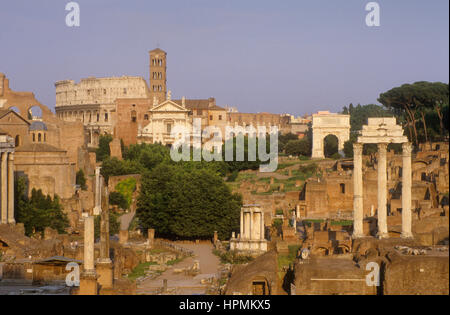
[0,132,15,225]
[312,112,350,159]
[352,117,413,239]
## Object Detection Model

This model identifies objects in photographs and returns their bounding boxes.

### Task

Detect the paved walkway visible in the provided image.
[137,243,221,295]
[120,211,135,230]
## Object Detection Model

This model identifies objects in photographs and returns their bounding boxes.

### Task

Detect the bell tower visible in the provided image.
[149,48,167,104]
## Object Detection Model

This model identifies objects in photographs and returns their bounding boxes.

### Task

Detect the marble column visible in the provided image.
[352,143,364,238]
[401,143,413,239]
[84,216,95,273]
[240,210,244,239]
[93,167,101,215]
[80,216,98,295]
[245,211,250,239]
[249,210,253,240]
[7,153,14,224]
[1,152,7,225]
[377,143,389,238]
[260,212,265,240]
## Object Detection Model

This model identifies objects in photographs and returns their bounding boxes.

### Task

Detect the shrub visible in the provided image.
[76,170,88,190]
[115,178,137,209]
[226,171,239,182]
[109,191,128,210]
[213,250,254,265]
[331,152,342,160]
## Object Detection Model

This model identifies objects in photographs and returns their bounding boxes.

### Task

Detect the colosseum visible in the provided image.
[55,76,149,147]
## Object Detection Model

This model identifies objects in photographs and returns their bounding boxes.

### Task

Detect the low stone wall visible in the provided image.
[154,240,194,257]
[383,254,449,295]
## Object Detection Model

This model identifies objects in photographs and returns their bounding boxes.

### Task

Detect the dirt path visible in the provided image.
[119,211,135,230]
[137,243,221,295]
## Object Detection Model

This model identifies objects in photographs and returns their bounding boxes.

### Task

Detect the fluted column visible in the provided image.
[377,143,389,238]
[352,143,364,238]
[7,153,15,224]
[401,143,413,238]
[1,152,7,225]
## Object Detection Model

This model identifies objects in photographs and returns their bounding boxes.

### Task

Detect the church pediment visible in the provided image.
[0,110,30,125]
[150,100,189,112]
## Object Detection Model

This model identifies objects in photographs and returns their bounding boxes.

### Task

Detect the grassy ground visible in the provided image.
[226,157,328,195]
[277,245,302,271]
[128,262,158,281]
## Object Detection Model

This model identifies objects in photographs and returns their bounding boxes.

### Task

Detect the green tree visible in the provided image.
[284,139,311,157]
[96,134,113,162]
[279,133,300,153]
[109,191,128,210]
[137,163,242,240]
[76,169,87,190]
[323,135,338,158]
[15,178,69,236]
[343,139,354,158]
[100,157,142,184]
[94,211,120,240]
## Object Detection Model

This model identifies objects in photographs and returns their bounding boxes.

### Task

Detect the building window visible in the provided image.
[15,135,21,147]
[144,114,149,120]
[166,123,172,134]
[340,183,346,194]
[38,133,42,142]
[123,88,127,95]
[219,115,222,120]
[210,115,213,121]
[97,113,100,122]
[131,110,137,123]
[105,113,108,122]
[32,134,35,142]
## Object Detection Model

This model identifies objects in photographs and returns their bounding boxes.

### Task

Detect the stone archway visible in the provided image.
[311,112,350,159]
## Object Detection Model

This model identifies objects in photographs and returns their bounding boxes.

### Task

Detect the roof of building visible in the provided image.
[0,109,11,118]
[15,143,66,153]
[34,256,83,265]
[173,99,225,111]
[149,48,167,54]
[225,250,278,295]
[0,109,31,125]
[29,121,48,131]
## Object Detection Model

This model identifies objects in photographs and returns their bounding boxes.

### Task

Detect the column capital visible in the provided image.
[378,143,388,157]
[353,142,363,155]
[402,142,412,156]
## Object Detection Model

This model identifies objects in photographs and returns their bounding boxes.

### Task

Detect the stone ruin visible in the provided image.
[230,205,267,253]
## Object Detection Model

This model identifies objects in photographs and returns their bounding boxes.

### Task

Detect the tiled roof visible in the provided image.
[29,121,48,131]
[173,99,225,111]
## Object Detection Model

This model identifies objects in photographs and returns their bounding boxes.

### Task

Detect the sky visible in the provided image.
[0,0,448,116]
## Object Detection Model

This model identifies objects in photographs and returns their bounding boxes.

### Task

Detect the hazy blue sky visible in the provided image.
[0,0,448,116]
